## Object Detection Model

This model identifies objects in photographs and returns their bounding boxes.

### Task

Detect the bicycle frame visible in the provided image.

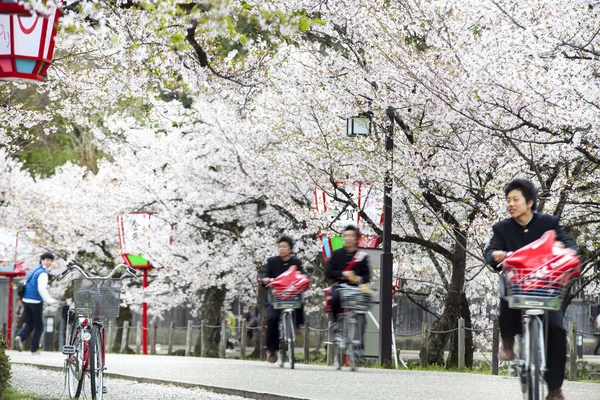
[59,262,137,400]
[514,309,548,400]
[66,315,106,373]
[278,307,296,369]
[334,306,365,371]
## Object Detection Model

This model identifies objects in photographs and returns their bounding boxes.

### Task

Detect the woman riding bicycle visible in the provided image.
[485,179,577,400]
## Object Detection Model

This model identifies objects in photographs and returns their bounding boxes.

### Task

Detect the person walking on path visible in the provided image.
[14,252,61,354]
[593,312,600,356]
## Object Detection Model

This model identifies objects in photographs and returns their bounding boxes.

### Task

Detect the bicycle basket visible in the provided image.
[73,278,122,318]
[339,286,371,312]
[502,230,580,311]
[503,265,579,311]
[272,294,302,310]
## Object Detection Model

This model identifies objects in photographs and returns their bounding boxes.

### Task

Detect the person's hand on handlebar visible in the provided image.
[492,251,508,263]
[262,278,272,285]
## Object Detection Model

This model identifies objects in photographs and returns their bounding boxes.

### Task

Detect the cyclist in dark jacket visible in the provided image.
[326,225,371,322]
[260,236,307,363]
[485,179,577,400]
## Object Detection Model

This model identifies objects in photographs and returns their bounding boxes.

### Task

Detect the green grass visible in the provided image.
[2,387,46,400]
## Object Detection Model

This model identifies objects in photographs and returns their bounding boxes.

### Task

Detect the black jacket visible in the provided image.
[325,248,371,285]
[259,255,307,282]
[484,213,577,271]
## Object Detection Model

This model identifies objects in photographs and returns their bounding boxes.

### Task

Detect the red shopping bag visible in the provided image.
[503,230,581,291]
[270,265,310,298]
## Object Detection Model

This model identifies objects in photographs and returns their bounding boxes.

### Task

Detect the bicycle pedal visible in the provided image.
[62,345,76,355]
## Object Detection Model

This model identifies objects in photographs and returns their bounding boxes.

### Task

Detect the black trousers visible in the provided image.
[17,302,44,352]
[499,299,566,390]
[266,304,304,353]
[593,334,600,355]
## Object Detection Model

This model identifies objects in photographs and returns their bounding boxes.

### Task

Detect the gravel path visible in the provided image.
[10,365,249,400]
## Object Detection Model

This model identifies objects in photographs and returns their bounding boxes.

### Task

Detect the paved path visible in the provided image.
[7,351,600,400]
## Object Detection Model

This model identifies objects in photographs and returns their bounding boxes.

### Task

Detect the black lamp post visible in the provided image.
[346,108,394,365]
[379,106,395,365]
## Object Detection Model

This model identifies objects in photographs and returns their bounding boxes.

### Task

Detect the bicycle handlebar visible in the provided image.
[57,261,138,281]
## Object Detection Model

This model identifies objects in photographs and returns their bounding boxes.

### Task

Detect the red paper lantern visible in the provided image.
[0,0,61,82]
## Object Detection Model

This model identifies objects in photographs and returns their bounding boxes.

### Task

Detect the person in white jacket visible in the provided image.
[14,252,60,354]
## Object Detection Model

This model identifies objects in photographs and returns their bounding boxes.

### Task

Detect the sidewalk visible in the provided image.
[7,351,600,400]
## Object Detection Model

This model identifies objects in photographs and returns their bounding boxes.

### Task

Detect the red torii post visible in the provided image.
[0,263,26,348]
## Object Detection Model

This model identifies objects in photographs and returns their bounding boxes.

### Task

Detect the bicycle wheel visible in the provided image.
[286,312,295,369]
[90,324,104,400]
[66,324,84,398]
[347,317,357,371]
[528,319,542,400]
[278,317,286,368]
[332,316,343,370]
[349,315,362,372]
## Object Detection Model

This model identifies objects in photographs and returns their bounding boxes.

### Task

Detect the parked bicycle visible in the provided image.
[332,283,371,371]
[500,231,580,400]
[57,261,137,400]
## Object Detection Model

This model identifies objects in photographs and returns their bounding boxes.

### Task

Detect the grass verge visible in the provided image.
[2,387,46,400]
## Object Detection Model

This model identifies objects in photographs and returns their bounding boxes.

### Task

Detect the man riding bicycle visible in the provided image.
[326,225,371,339]
[485,179,577,400]
[260,236,307,363]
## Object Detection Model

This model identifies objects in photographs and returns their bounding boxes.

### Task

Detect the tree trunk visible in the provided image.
[110,306,133,353]
[200,286,225,358]
[248,282,266,359]
[446,293,474,368]
[426,242,473,368]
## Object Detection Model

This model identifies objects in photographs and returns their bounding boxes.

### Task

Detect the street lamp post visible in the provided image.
[379,106,395,365]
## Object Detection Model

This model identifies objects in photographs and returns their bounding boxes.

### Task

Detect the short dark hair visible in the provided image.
[343,225,359,238]
[277,236,294,249]
[40,252,55,261]
[504,179,537,211]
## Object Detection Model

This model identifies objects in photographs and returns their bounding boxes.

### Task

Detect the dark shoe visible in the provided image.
[499,338,515,361]
[267,351,277,363]
[546,388,565,400]
[14,336,23,352]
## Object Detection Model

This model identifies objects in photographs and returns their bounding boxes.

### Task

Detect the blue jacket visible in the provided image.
[23,264,47,302]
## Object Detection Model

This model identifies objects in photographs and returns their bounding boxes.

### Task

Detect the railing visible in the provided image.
[5,311,594,381]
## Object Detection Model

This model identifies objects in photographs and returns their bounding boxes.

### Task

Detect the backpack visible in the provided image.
[17,265,42,300]
[17,282,26,299]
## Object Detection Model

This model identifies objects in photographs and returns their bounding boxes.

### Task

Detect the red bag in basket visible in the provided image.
[503,230,581,291]
[270,265,310,299]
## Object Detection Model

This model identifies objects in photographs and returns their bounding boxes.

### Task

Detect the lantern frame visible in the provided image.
[117,212,172,270]
[0,1,30,16]
[0,0,61,82]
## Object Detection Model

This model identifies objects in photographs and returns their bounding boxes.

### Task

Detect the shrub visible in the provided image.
[0,333,11,399]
